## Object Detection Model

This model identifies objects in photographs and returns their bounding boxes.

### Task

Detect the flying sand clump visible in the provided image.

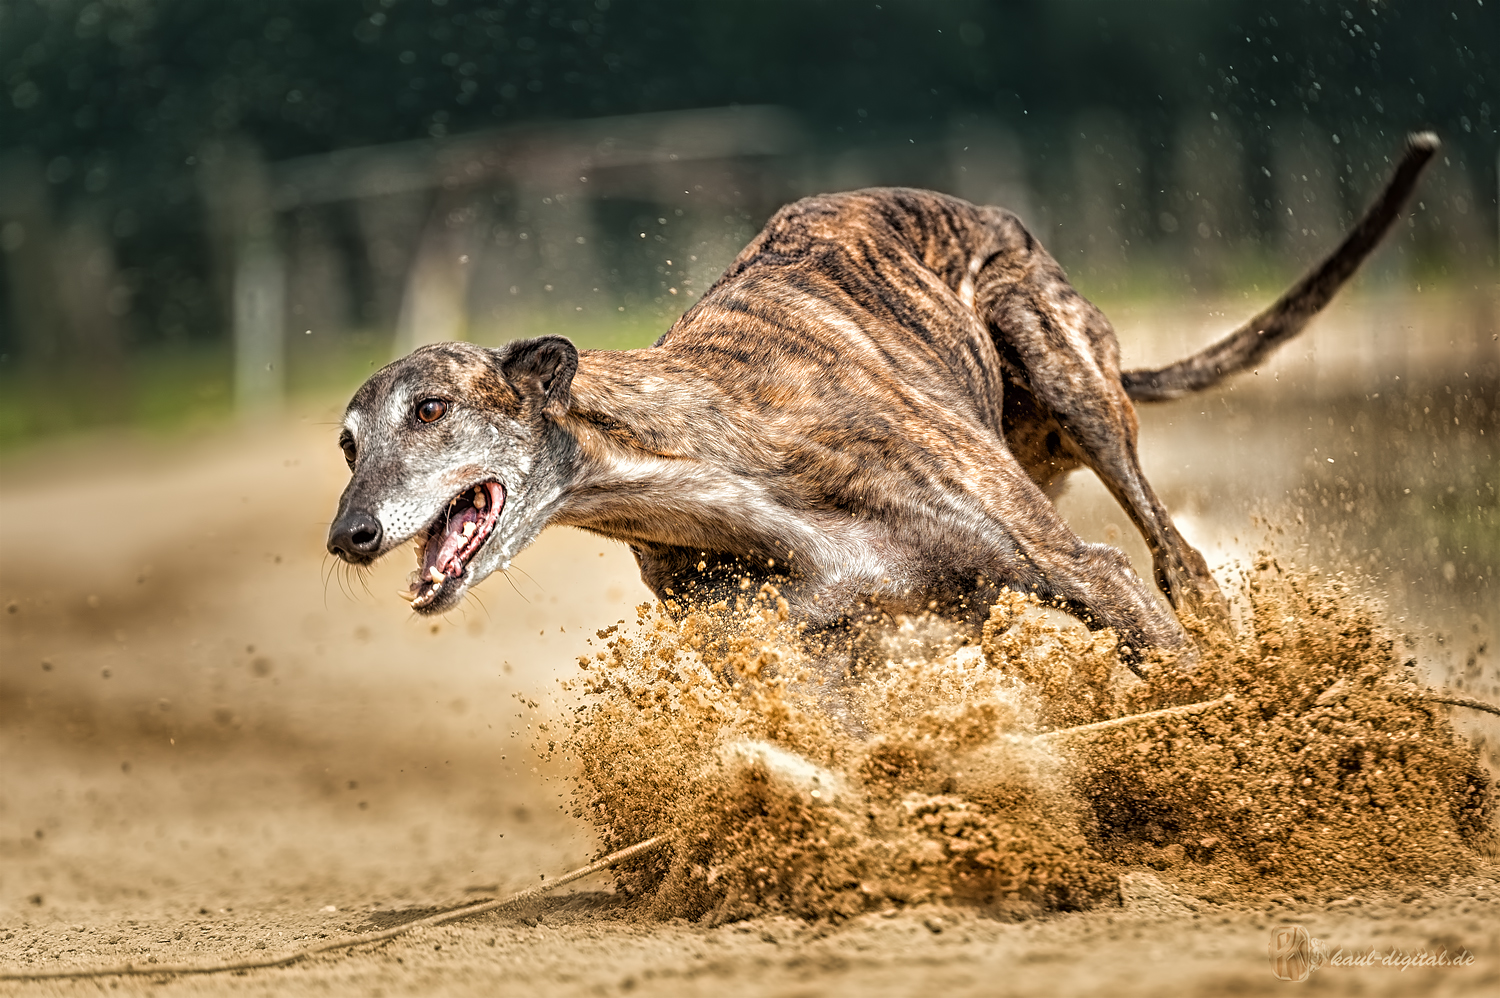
[564,565,1497,923]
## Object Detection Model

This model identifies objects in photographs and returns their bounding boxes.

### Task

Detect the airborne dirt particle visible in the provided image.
[567,566,1497,925]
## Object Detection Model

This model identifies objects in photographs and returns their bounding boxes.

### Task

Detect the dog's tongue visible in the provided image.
[405,482,505,608]
[424,507,480,580]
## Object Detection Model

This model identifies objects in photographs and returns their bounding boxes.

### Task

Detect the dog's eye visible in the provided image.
[341,439,357,467]
[417,398,448,423]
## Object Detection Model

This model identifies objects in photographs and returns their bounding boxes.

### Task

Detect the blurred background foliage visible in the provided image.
[0,0,1495,445]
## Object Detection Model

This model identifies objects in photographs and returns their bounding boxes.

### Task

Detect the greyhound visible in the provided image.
[328,133,1437,674]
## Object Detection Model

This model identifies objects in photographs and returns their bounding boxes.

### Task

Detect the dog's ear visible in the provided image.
[492,336,578,414]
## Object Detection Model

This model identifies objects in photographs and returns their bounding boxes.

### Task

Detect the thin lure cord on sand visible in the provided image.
[1032,690,1498,738]
[0,835,670,983]
[1414,691,1500,718]
[1032,691,1495,740]
[1031,694,1237,743]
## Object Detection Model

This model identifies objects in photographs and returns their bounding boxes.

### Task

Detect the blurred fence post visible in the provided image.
[355,191,428,338]
[393,191,481,356]
[201,139,286,417]
[285,207,353,350]
[233,238,286,414]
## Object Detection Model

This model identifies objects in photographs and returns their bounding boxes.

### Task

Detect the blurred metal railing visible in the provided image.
[199,106,805,414]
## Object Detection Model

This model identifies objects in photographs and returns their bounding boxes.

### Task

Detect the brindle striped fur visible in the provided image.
[329,134,1437,677]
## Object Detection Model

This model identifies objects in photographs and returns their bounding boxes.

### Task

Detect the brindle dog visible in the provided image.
[328,133,1437,677]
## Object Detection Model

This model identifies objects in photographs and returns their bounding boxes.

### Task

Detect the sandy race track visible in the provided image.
[2,292,1498,996]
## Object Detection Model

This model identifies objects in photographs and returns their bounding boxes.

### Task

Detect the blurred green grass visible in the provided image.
[0,346,234,451]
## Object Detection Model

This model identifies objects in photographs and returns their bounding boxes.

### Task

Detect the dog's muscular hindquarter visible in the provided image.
[328,134,1438,672]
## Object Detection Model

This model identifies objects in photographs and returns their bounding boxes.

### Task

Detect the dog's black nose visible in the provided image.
[328,510,383,559]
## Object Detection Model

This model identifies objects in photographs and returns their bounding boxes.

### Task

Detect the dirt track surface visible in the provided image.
[4,884,1500,996]
[2,296,1498,995]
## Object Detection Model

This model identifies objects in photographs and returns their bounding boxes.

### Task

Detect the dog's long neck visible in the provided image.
[547,348,770,549]
[560,349,711,459]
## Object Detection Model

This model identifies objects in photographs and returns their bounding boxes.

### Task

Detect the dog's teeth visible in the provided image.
[473,491,486,510]
[396,589,418,603]
[462,521,477,538]
[428,567,446,584]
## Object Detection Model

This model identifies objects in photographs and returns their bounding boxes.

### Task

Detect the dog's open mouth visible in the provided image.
[403,481,505,610]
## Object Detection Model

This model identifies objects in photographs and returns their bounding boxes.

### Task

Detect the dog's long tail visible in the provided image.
[1121,131,1439,403]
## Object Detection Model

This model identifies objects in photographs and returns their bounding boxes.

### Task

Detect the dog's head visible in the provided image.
[327,336,578,614]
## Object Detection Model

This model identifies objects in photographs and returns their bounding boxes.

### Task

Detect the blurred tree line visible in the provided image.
[0,0,1494,436]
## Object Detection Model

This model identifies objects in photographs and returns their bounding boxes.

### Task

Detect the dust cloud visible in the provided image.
[567,562,1497,924]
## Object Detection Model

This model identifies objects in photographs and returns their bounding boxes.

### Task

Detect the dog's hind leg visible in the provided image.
[970,134,1440,633]
[973,222,1231,632]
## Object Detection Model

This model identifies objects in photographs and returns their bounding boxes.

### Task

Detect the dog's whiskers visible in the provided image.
[498,568,530,604]
[507,563,542,595]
